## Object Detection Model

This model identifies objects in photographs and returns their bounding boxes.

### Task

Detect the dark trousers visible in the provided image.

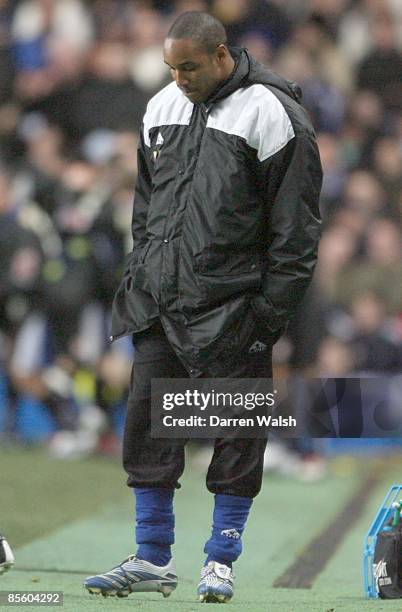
[123,320,273,498]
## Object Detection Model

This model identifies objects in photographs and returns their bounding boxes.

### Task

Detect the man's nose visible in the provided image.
[176,72,190,88]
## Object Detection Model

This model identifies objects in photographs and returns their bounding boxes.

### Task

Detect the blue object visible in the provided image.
[0,370,9,432]
[204,494,253,566]
[135,488,174,566]
[325,439,402,455]
[15,395,56,442]
[111,402,126,438]
[12,37,48,71]
[363,484,402,598]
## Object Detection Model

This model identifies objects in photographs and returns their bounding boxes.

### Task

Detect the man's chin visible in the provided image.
[183,91,205,104]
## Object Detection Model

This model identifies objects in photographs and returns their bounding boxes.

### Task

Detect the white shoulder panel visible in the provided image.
[206,84,295,161]
[143,82,193,146]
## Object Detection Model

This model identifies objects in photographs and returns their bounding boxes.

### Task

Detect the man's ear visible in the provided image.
[216,44,228,61]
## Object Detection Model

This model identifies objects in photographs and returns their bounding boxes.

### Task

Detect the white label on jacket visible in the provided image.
[206,84,295,161]
[143,82,193,146]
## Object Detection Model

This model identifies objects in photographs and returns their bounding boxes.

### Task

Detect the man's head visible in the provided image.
[164,11,234,104]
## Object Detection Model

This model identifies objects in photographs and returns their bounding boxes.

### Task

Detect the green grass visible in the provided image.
[0,446,128,547]
[2,445,402,611]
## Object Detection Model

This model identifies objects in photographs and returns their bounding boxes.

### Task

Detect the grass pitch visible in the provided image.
[1,445,402,611]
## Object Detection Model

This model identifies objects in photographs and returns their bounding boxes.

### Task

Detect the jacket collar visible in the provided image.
[201,46,303,108]
[197,46,302,110]
[203,47,250,107]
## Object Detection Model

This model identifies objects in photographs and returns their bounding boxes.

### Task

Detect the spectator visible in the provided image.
[336,218,402,314]
[0,166,43,336]
[348,292,400,373]
[356,15,402,111]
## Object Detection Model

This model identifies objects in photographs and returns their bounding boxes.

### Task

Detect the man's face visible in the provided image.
[164,38,227,104]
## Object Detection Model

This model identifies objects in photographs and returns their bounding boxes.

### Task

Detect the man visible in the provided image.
[85,11,322,603]
[0,535,14,574]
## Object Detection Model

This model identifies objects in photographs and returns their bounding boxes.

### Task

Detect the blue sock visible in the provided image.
[134,487,174,566]
[204,494,253,567]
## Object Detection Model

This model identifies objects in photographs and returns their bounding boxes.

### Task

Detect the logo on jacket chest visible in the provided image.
[153,132,164,161]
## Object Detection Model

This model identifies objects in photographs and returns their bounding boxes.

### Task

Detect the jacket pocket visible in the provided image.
[132,241,152,291]
[193,252,261,307]
[195,250,260,276]
[250,294,286,343]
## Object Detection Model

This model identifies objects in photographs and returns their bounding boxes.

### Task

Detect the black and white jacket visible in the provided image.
[112,48,322,376]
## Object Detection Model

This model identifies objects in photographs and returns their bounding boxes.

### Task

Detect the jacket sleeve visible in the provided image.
[254,130,322,335]
[130,124,153,266]
[110,123,157,339]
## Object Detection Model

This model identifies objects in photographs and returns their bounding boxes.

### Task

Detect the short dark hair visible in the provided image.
[167,11,227,54]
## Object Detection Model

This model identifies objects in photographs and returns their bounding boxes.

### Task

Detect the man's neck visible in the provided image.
[204,48,242,105]
[222,54,236,80]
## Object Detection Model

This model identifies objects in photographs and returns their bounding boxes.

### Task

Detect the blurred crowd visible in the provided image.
[0,0,401,464]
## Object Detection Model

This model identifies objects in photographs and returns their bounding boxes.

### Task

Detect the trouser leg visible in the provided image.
[123,321,188,489]
[206,327,273,498]
[206,437,268,498]
[204,324,273,564]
